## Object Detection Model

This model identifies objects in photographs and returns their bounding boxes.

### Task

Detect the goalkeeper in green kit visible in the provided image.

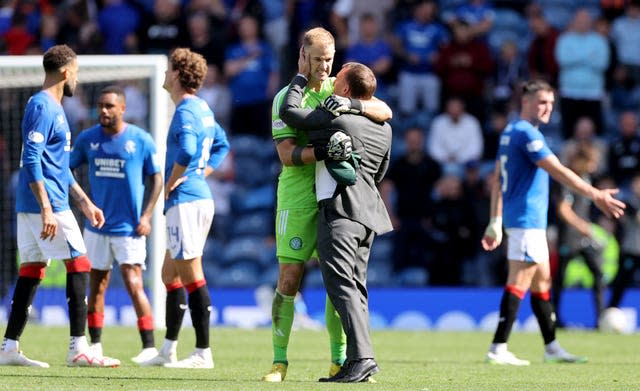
[263,27,392,382]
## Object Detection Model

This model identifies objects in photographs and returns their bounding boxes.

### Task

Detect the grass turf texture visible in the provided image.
[1,326,639,390]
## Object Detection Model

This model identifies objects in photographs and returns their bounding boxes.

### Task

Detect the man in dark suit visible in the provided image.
[279,58,393,383]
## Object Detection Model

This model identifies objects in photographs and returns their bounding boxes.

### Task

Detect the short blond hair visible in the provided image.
[302,27,335,50]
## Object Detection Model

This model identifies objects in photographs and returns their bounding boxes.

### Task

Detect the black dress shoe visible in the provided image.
[319,359,380,383]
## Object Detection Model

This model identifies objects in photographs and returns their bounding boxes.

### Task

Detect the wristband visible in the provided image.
[292,146,305,166]
[313,145,328,161]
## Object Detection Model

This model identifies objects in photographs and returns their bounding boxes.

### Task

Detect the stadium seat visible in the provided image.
[369,237,394,266]
[234,156,272,188]
[304,267,325,288]
[367,260,393,287]
[217,260,261,288]
[229,211,274,238]
[393,267,429,287]
[230,185,275,215]
[543,6,573,30]
[202,237,225,264]
[492,8,525,32]
[222,236,274,268]
[488,29,521,54]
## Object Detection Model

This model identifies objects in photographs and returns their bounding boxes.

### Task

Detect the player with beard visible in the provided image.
[70,85,163,364]
[0,44,120,368]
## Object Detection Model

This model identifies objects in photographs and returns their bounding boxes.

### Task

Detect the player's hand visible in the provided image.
[321,95,362,116]
[136,214,152,236]
[165,176,187,200]
[481,217,502,251]
[326,131,353,161]
[297,45,310,78]
[593,188,625,219]
[81,201,105,229]
[40,207,57,241]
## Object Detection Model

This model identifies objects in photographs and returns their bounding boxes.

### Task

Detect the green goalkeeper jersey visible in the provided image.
[272,77,334,210]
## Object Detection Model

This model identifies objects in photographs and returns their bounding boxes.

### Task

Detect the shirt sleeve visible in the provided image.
[21,101,49,183]
[208,123,230,170]
[69,132,86,170]
[142,132,161,175]
[174,109,198,166]
[521,126,553,163]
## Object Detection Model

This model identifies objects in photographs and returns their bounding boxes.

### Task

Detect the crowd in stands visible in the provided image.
[1,0,640,290]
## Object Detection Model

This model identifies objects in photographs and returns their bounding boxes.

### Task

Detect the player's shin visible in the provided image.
[272,289,295,364]
[531,291,556,344]
[492,285,524,344]
[3,263,46,342]
[325,295,346,365]
[65,256,91,338]
[186,281,210,349]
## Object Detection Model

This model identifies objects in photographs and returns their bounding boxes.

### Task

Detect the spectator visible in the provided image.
[197,63,232,131]
[56,1,102,55]
[137,0,188,54]
[435,19,493,124]
[345,13,394,103]
[443,0,495,40]
[186,12,224,68]
[492,39,527,113]
[553,143,606,328]
[427,96,484,169]
[482,109,508,162]
[391,0,448,117]
[608,110,640,188]
[559,116,608,177]
[555,8,610,139]
[186,0,228,69]
[608,173,640,308]
[223,14,278,137]
[610,0,640,85]
[39,13,58,52]
[609,65,640,117]
[526,5,560,86]
[429,175,478,285]
[594,16,618,92]
[381,127,442,273]
[97,0,140,54]
[2,11,36,55]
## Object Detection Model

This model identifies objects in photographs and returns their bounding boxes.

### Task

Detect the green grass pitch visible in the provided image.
[1,326,639,390]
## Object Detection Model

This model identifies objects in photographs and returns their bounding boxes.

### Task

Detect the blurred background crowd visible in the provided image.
[0,0,640,296]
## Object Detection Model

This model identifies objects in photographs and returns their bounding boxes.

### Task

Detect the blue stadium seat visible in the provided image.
[543,6,573,30]
[492,8,525,32]
[394,267,429,287]
[369,237,394,266]
[222,236,274,267]
[234,156,272,188]
[202,237,225,265]
[304,268,325,288]
[217,260,261,287]
[488,29,521,54]
[230,185,275,215]
[229,211,274,238]
[367,260,393,287]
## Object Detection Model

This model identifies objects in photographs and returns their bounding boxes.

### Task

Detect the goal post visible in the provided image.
[0,54,170,328]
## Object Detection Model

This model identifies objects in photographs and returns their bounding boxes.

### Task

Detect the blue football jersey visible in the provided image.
[16,91,75,213]
[164,96,217,212]
[497,119,553,229]
[70,124,161,236]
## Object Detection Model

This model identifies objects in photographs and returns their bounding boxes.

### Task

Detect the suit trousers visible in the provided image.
[317,204,375,360]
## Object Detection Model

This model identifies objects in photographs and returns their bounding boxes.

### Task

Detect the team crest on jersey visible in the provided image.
[289,237,303,250]
[56,114,65,124]
[272,119,286,130]
[124,140,136,153]
[27,130,44,143]
[90,142,100,150]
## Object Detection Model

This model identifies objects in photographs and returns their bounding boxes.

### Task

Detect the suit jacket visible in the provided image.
[280,75,393,235]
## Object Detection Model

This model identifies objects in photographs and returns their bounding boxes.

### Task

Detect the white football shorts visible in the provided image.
[83,229,147,270]
[17,211,87,263]
[165,199,214,260]
[505,228,549,264]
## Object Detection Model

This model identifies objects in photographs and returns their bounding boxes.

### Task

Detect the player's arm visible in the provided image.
[481,160,503,251]
[275,137,319,166]
[556,193,593,238]
[21,103,57,239]
[166,115,198,198]
[279,74,335,131]
[69,177,104,229]
[204,123,231,177]
[137,172,162,236]
[538,155,625,219]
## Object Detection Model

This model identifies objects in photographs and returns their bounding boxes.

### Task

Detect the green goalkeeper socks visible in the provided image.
[325,295,346,365]
[272,289,295,364]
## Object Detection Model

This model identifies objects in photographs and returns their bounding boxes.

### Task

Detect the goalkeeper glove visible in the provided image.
[321,95,364,116]
[484,217,503,245]
[326,131,353,160]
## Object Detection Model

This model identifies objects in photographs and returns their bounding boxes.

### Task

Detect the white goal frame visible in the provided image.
[0,55,170,328]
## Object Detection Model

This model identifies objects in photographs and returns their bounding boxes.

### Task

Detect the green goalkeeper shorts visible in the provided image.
[275,207,318,263]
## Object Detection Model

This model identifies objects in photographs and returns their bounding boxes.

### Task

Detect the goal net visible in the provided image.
[0,55,170,327]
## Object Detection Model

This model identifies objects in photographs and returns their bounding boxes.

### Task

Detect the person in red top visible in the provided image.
[526,6,560,87]
[435,19,493,124]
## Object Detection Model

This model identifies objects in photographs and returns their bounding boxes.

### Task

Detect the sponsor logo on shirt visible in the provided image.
[90,142,100,151]
[94,158,126,178]
[272,119,286,130]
